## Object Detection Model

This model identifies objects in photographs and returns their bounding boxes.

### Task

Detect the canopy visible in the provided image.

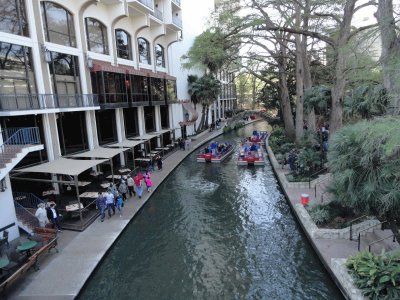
[131,133,158,140]
[151,129,172,135]
[106,139,144,148]
[69,147,125,159]
[14,158,107,176]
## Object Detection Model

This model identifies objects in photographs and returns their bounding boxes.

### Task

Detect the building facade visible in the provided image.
[0,0,184,241]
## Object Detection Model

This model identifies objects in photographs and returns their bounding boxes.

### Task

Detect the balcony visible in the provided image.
[137,0,154,9]
[0,94,99,112]
[150,7,163,21]
[172,15,182,28]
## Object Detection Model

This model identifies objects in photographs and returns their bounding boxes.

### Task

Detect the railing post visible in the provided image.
[350,223,353,240]
[358,233,361,251]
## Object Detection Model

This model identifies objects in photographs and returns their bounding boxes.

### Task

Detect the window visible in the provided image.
[0,42,36,95]
[0,0,28,36]
[85,18,108,54]
[138,38,150,64]
[155,44,165,68]
[48,52,81,96]
[115,29,132,60]
[41,2,76,47]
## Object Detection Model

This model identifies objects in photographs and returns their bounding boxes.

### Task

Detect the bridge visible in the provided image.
[226,110,279,128]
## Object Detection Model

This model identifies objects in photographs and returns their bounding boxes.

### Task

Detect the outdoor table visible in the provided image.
[79,192,99,198]
[100,182,111,189]
[65,203,84,211]
[134,158,150,162]
[17,241,38,257]
[42,190,56,197]
[64,181,91,187]
[90,171,103,177]
[0,258,9,269]
[118,168,131,173]
[106,174,122,179]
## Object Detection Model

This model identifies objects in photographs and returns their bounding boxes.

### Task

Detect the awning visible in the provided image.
[151,129,172,135]
[14,158,107,176]
[69,147,126,159]
[130,133,159,140]
[106,139,144,148]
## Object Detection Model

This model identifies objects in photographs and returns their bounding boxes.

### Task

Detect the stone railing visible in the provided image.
[331,259,367,300]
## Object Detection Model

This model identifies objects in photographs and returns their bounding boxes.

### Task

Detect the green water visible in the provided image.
[79,122,343,300]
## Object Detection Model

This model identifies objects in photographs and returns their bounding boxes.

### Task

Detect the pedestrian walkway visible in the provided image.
[7,124,232,300]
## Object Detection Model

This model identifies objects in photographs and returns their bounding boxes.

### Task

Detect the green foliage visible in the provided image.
[308,205,331,225]
[297,148,321,176]
[187,74,221,106]
[346,251,400,299]
[327,117,400,220]
[304,85,331,115]
[268,127,292,154]
[344,84,389,119]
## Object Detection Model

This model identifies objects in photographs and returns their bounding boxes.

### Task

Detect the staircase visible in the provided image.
[179,101,198,126]
[358,225,400,254]
[0,127,43,180]
[13,192,47,234]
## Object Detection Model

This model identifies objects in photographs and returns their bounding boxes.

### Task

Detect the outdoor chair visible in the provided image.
[4,249,27,270]
[0,231,9,256]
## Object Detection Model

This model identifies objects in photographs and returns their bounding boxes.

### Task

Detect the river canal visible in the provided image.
[79,122,343,300]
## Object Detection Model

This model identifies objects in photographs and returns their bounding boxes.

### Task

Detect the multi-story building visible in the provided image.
[0,0,185,240]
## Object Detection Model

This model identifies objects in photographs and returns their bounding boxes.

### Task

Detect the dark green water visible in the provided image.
[79,123,343,300]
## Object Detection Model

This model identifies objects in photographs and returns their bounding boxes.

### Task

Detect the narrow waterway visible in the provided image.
[79,123,343,300]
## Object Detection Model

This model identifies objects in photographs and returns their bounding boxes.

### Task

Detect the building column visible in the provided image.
[43,113,61,193]
[154,106,161,147]
[137,107,145,135]
[116,108,126,165]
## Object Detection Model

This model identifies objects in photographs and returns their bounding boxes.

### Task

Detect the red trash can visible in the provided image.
[300,194,310,205]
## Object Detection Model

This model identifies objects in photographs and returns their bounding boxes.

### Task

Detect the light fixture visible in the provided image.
[86,54,93,69]
[41,44,52,63]
[0,179,7,192]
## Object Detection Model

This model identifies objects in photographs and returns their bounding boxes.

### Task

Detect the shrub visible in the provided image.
[346,251,400,299]
[308,205,331,225]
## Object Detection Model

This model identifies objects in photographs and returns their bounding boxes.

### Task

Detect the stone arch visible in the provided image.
[226,110,278,128]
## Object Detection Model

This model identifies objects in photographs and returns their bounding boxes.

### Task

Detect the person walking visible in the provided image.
[105,189,115,219]
[126,175,135,197]
[46,202,62,231]
[96,192,106,222]
[134,174,143,199]
[115,192,124,217]
[118,180,128,201]
[35,203,49,228]
[145,176,153,192]
[156,155,163,170]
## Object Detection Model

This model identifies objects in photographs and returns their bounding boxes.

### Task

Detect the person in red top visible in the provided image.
[134,174,143,198]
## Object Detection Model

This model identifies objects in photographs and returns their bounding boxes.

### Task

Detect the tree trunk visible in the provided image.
[302,0,316,132]
[279,46,295,141]
[295,4,304,143]
[329,0,357,135]
[196,105,206,131]
[204,105,210,128]
[376,0,400,115]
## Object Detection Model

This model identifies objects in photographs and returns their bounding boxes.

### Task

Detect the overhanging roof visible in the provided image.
[131,133,158,140]
[14,158,108,176]
[106,139,144,148]
[69,147,126,159]
[152,129,172,135]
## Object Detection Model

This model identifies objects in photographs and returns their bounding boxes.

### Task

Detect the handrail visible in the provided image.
[0,127,41,165]
[368,234,396,252]
[314,174,331,197]
[14,201,39,230]
[13,192,46,209]
[308,167,328,188]
[349,214,368,240]
[357,220,387,251]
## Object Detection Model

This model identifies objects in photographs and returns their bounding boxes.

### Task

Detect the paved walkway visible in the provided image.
[7,125,230,300]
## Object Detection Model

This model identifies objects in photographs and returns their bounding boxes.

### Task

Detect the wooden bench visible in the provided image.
[0,230,58,295]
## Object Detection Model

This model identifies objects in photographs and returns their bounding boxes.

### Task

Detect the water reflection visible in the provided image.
[79,123,343,300]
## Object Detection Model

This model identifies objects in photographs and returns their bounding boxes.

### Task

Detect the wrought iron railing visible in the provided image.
[150,7,163,20]
[369,234,396,252]
[0,127,41,166]
[358,221,387,251]
[14,200,39,230]
[0,94,99,110]
[13,192,46,209]
[172,15,182,28]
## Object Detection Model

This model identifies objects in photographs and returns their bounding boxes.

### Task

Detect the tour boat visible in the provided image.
[247,130,268,145]
[197,142,234,163]
[237,141,266,166]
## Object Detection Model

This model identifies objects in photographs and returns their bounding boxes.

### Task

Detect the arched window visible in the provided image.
[85,18,108,54]
[138,37,150,65]
[155,44,165,68]
[41,2,76,47]
[115,29,132,60]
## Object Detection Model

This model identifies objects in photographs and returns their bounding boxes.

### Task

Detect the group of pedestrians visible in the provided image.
[178,137,191,150]
[35,201,63,231]
[95,170,153,222]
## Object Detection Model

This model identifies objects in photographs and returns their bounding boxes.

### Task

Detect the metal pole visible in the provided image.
[110,158,114,183]
[132,147,135,170]
[74,175,83,221]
